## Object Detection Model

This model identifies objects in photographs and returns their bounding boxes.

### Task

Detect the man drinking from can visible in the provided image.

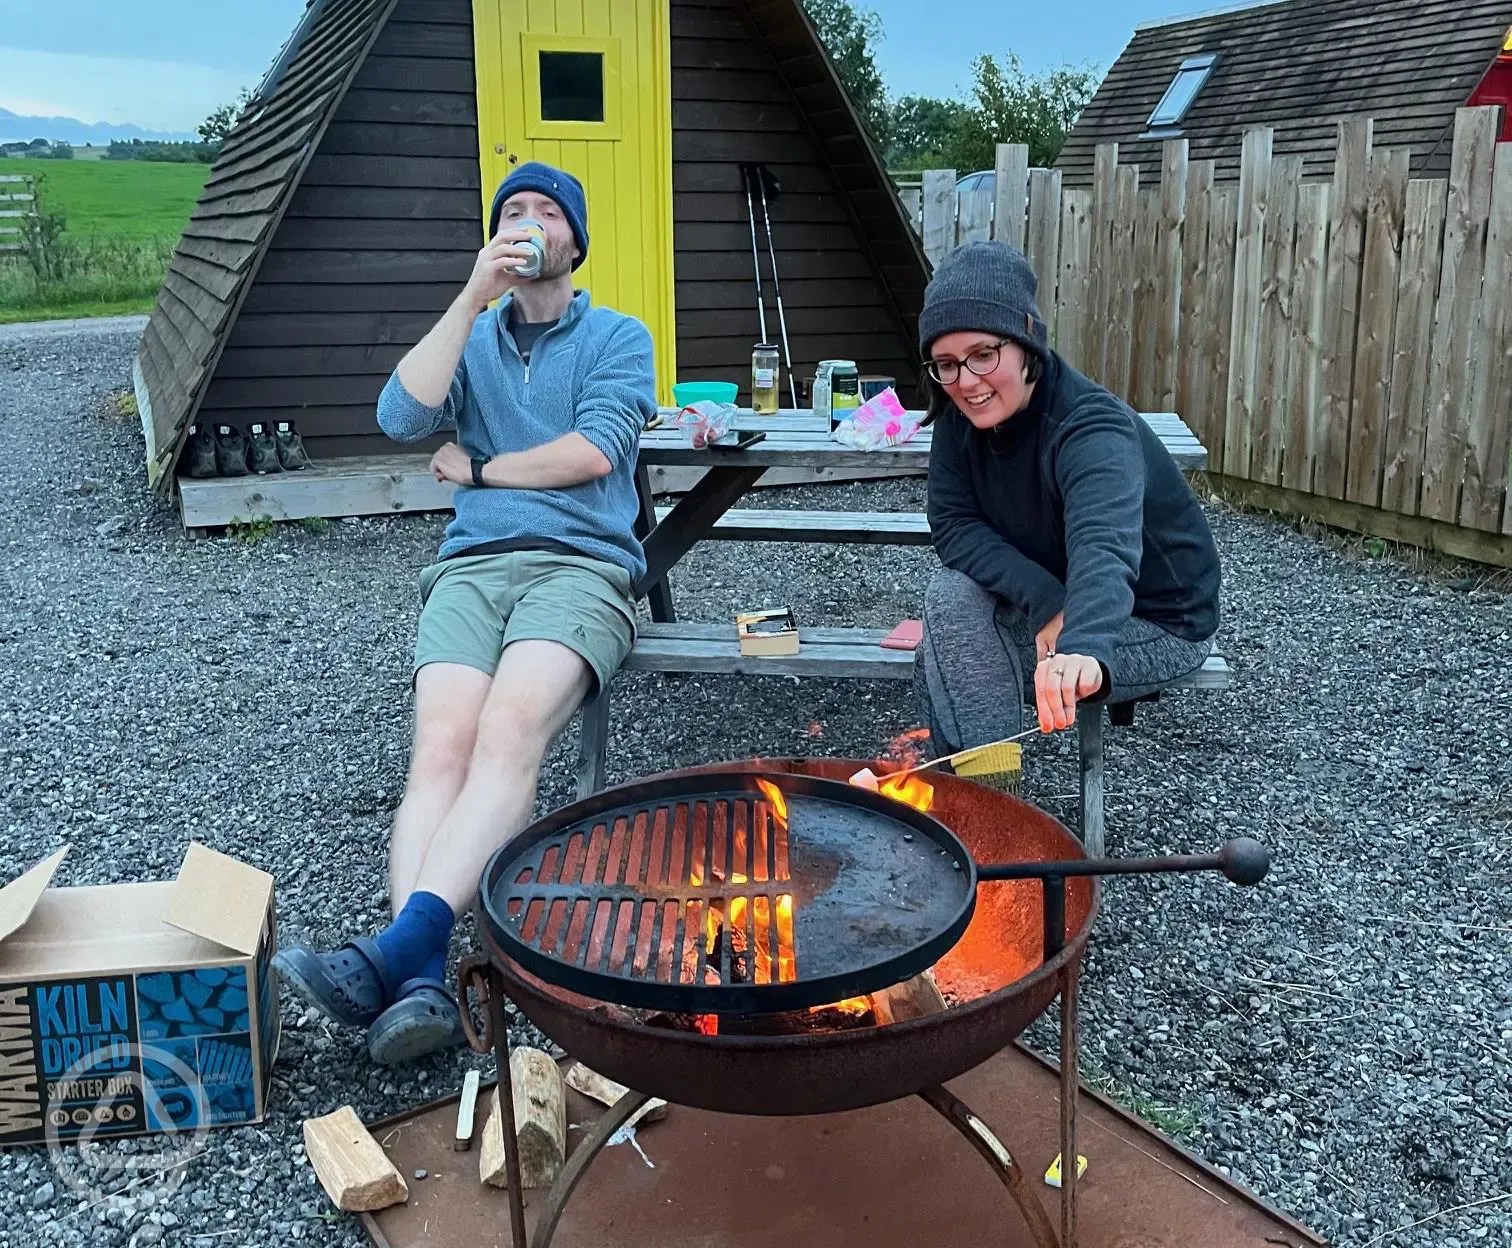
[272,162,658,1064]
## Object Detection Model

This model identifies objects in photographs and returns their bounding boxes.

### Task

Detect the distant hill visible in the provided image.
[0,107,197,147]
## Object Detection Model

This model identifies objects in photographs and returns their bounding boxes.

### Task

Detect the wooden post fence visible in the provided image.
[0,174,36,253]
[896,118,1512,562]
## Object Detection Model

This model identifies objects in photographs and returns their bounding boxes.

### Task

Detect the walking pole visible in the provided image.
[752,164,801,410]
[740,164,770,345]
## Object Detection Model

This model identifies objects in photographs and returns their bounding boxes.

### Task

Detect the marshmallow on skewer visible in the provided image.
[848,767,881,791]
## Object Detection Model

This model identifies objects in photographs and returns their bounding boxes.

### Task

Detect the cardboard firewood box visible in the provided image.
[0,843,280,1148]
[736,607,800,657]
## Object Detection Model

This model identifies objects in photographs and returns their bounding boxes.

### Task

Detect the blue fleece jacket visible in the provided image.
[376,290,657,581]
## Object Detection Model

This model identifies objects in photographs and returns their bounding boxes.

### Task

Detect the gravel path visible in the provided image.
[0,321,1508,1248]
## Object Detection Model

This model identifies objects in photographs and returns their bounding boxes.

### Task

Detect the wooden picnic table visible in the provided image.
[631,407,1207,622]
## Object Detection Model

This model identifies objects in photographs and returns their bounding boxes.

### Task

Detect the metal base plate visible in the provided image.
[359,1045,1322,1248]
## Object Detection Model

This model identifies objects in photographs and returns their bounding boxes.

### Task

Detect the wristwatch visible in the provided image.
[470,456,488,488]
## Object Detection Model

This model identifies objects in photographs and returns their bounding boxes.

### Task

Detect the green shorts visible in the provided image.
[414,550,637,696]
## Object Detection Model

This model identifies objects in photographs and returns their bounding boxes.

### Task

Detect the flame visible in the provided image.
[694,1014,719,1036]
[755,779,788,829]
[775,894,796,984]
[810,997,873,1017]
[879,772,936,813]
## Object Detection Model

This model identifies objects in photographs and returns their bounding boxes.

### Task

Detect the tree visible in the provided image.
[885,95,976,170]
[801,0,891,147]
[197,87,255,152]
[952,54,1100,171]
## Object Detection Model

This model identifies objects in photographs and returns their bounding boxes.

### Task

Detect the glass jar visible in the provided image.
[751,343,780,415]
[812,359,845,425]
[829,362,861,424]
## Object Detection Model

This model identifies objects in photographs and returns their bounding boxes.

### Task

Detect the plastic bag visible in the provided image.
[832,387,920,450]
[675,400,736,449]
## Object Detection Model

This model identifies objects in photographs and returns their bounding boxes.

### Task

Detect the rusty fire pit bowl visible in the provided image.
[475,758,1098,1117]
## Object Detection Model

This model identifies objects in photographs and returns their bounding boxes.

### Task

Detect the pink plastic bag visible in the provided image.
[832,387,920,450]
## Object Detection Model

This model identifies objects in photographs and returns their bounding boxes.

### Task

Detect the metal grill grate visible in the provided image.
[504,789,799,988]
[483,773,977,1014]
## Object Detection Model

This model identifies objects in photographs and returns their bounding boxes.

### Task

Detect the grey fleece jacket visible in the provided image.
[377,290,657,581]
[926,351,1221,693]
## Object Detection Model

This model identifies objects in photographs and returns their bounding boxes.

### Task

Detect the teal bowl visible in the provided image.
[673,381,740,406]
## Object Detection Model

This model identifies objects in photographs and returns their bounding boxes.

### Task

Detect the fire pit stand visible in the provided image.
[457,763,1269,1248]
[460,943,1082,1248]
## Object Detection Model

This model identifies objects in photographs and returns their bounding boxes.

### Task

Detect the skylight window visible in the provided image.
[1147,54,1219,129]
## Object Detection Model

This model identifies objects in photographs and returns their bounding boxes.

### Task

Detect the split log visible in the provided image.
[302,1105,408,1213]
[564,1062,668,1125]
[454,1069,481,1152]
[870,970,948,1026]
[480,1048,567,1190]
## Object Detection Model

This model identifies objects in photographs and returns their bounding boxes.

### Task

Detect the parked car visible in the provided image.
[954,167,1051,195]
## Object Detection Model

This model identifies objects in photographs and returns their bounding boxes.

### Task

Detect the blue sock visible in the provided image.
[373,891,455,991]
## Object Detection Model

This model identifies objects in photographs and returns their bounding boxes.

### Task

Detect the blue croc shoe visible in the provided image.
[272,936,393,1029]
[366,978,467,1066]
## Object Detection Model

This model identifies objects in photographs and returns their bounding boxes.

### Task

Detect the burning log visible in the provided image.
[565,1062,669,1125]
[716,999,878,1035]
[480,1048,566,1190]
[870,970,948,1025]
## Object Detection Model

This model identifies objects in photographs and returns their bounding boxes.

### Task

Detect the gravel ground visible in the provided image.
[1,319,1509,1247]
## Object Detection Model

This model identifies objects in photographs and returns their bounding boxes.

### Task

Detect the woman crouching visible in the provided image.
[915,240,1222,754]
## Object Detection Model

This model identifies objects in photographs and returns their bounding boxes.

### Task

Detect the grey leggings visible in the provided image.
[915,568,1215,754]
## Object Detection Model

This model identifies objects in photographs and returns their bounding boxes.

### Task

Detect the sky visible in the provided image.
[0,0,1192,132]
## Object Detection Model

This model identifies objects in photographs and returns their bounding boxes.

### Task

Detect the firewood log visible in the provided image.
[302,1105,408,1212]
[564,1062,668,1125]
[480,1048,566,1189]
[870,970,948,1025]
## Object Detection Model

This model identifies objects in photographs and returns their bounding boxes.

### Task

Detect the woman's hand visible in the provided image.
[1034,653,1103,732]
[1035,611,1064,662]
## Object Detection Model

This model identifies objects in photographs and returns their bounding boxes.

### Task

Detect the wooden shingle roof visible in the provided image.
[1056,0,1512,187]
[134,0,399,491]
[735,0,931,352]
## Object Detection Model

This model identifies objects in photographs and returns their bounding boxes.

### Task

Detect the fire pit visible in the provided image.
[458,757,1269,1248]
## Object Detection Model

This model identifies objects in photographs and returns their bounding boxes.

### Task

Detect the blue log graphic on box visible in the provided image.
[136,968,250,1040]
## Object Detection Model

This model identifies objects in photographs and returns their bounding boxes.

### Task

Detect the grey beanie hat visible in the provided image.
[918,240,1049,361]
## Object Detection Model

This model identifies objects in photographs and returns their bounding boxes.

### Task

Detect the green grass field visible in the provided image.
[0,157,206,324]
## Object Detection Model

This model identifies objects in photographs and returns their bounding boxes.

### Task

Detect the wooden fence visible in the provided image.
[0,175,36,253]
[903,111,1512,562]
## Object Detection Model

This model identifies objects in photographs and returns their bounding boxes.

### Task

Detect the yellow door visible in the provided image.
[473,0,677,402]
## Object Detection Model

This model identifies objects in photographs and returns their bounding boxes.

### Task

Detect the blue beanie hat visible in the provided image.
[488,162,589,270]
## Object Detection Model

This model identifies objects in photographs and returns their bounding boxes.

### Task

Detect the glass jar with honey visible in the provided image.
[751,343,780,415]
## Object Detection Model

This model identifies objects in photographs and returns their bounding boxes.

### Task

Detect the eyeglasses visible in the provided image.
[926,339,1013,386]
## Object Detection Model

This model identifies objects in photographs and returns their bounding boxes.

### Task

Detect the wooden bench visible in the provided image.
[654,506,931,545]
[576,622,1233,855]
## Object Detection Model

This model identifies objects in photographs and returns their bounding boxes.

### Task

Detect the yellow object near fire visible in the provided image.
[1044,1153,1088,1189]
[471,0,678,404]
